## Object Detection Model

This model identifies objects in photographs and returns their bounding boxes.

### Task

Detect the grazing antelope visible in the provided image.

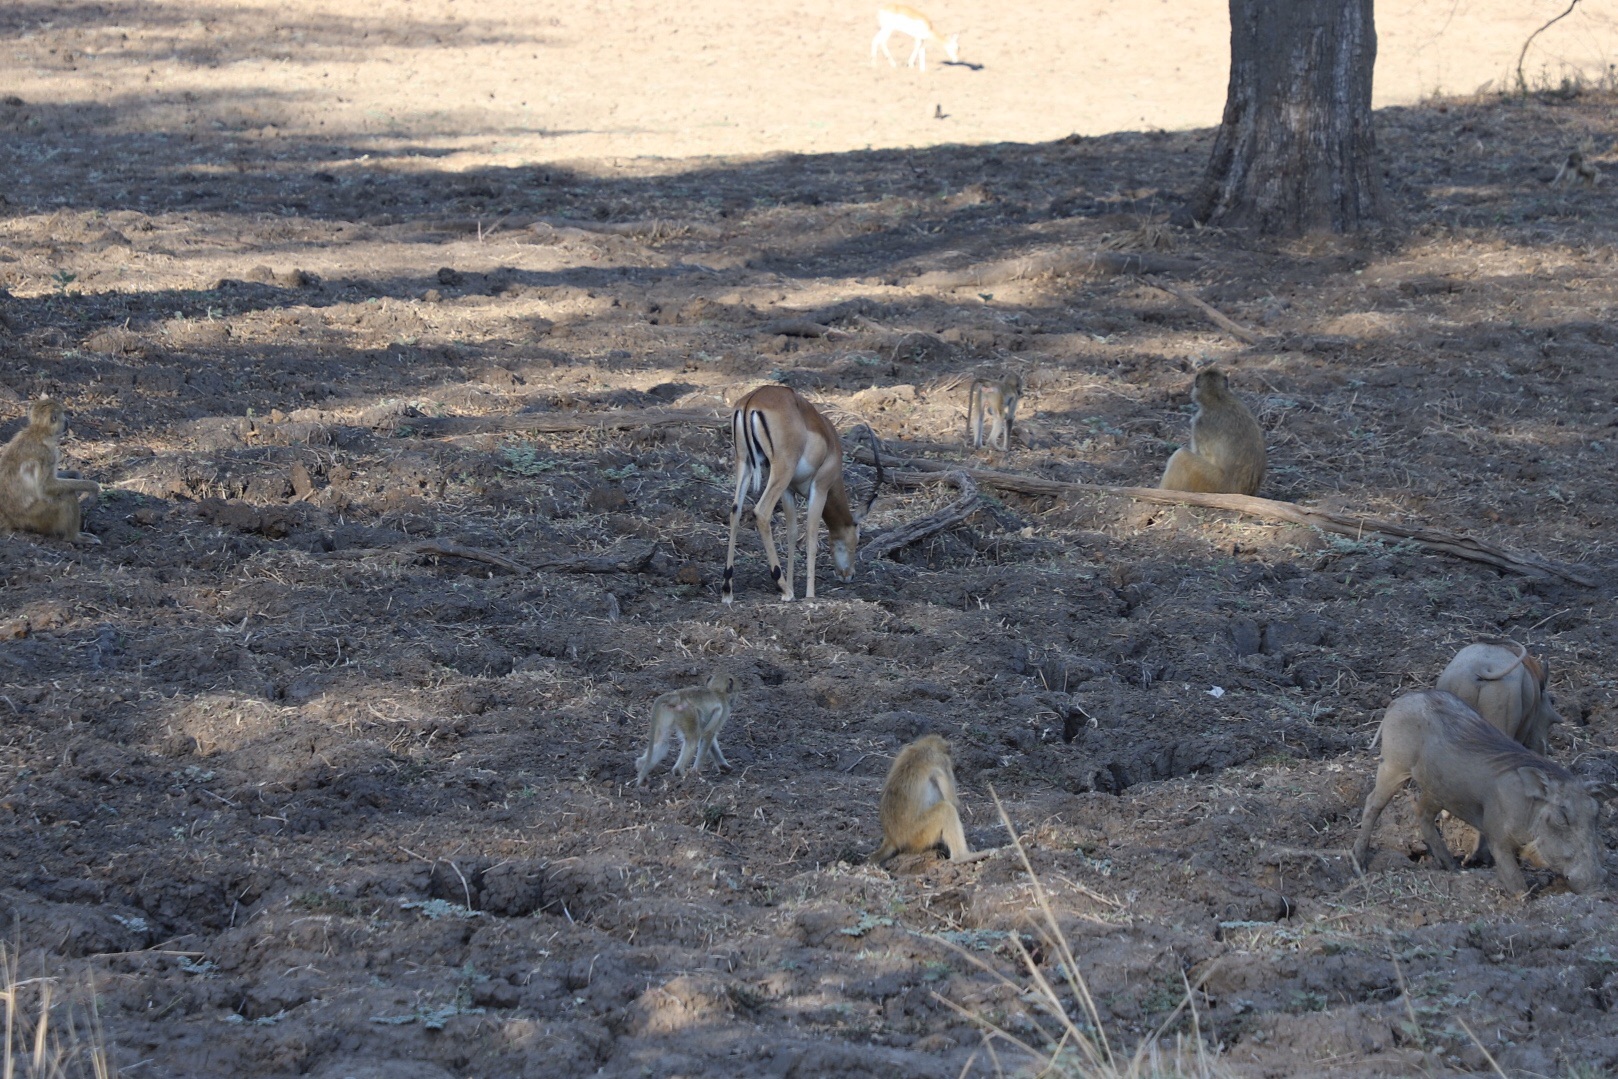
[871,4,959,73]
[722,385,883,604]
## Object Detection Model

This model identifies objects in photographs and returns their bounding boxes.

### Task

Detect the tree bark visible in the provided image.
[1187,0,1385,234]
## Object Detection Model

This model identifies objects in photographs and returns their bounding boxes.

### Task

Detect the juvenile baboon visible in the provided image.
[635,673,738,786]
[1158,367,1266,496]
[967,374,1022,451]
[0,398,100,543]
[1552,150,1599,188]
[871,734,990,864]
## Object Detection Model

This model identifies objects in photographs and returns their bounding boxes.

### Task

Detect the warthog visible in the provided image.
[1353,690,1606,896]
[1436,640,1561,755]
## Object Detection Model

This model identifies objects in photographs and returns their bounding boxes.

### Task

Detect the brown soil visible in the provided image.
[3,3,1618,1077]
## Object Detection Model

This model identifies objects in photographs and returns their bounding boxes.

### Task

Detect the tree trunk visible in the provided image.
[1187,0,1384,234]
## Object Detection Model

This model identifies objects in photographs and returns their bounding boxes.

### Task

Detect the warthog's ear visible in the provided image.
[1520,768,1553,802]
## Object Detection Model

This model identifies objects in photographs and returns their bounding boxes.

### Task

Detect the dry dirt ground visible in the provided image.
[5,2,1618,1078]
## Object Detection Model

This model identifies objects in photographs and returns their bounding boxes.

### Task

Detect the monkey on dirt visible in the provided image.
[635,672,738,786]
[871,734,991,865]
[1158,367,1265,496]
[0,397,100,544]
[1552,150,1599,188]
[967,374,1022,451]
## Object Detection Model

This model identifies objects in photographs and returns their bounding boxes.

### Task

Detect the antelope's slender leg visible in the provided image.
[721,415,751,605]
[781,489,798,599]
[803,481,830,600]
[751,466,795,601]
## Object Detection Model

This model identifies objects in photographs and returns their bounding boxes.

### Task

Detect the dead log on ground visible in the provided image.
[903,249,1201,290]
[1140,276,1266,346]
[399,407,727,438]
[858,471,982,562]
[848,450,1595,586]
[395,405,1591,585]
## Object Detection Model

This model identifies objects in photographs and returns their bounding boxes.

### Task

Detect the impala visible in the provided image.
[871,4,959,73]
[722,385,882,604]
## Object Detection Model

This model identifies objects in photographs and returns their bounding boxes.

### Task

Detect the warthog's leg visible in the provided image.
[1352,763,1409,870]
[1492,844,1529,897]
[1416,792,1459,871]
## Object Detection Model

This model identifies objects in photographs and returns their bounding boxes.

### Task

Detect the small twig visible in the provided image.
[1456,1017,1510,1079]
[322,540,530,574]
[532,542,657,575]
[1516,0,1583,94]
[86,949,206,960]
[443,859,474,910]
[1258,845,1349,867]
[1140,276,1264,345]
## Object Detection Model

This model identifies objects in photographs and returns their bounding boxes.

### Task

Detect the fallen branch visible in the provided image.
[400,407,726,438]
[1140,276,1264,346]
[407,216,727,243]
[757,318,841,338]
[528,217,724,242]
[323,540,530,574]
[848,449,1595,586]
[533,542,657,574]
[858,470,982,562]
[903,248,1200,290]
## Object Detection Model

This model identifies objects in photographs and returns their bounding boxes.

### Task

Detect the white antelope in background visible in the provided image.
[871,3,959,72]
[722,385,883,604]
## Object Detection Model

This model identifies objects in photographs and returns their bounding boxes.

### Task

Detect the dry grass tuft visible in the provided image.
[1099,216,1178,253]
[935,789,1225,1079]
[0,948,116,1079]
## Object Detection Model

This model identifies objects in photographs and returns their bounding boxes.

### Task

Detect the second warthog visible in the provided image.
[1436,640,1561,755]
